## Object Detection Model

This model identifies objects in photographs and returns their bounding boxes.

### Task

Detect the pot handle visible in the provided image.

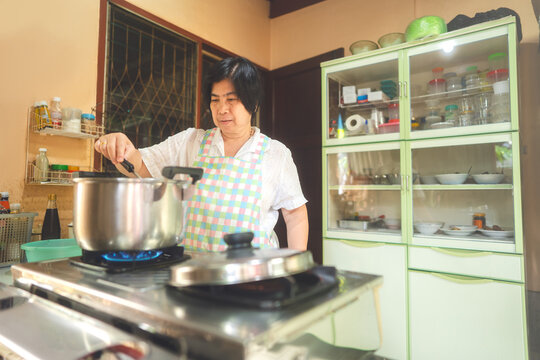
[162,166,204,184]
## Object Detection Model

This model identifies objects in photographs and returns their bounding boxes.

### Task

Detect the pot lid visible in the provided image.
[169,232,315,287]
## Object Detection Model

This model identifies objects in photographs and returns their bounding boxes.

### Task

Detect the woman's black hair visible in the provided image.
[203,57,263,115]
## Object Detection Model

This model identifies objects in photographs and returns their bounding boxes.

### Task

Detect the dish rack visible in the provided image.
[0,213,37,266]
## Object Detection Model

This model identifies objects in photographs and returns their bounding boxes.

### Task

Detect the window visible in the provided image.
[104,5,198,153]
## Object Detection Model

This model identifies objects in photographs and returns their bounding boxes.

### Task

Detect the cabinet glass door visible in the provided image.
[324,143,404,242]
[406,26,513,136]
[409,133,520,252]
[323,53,400,145]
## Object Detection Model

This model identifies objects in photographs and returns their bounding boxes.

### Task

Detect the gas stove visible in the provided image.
[9,251,383,360]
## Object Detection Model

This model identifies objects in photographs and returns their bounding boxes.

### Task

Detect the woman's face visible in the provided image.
[210,79,252,136]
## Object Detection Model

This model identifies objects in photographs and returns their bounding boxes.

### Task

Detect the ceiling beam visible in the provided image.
[268,0,326,18]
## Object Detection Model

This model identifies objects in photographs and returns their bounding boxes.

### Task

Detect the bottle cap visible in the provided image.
[52,97,61,102]
[39,148,47,152]
[33,101,40,107]
[39,101,48,106]
[48,194,57,200]
[0,192,8,197]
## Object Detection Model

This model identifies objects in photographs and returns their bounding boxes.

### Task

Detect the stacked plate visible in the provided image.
[441,225,477,236]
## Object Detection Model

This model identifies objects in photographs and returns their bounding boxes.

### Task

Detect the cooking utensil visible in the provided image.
[120,159,142,179]
[73,166,203,251]
[169,232,315,287]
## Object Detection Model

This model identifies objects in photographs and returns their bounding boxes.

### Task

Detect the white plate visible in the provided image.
[442,226,477,236]
[430,121,455,129]
[479,229,514,238]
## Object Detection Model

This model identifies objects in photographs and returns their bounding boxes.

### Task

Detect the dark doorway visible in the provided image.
[263,49,344,264]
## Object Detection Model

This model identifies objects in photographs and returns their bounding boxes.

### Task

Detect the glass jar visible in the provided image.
[473,213,486,229]
[35,148,50,182]
[444,104,459,124]
[445,73,462,92]
[475,92,492,125]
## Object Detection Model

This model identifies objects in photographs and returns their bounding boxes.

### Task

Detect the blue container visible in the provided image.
[21,239,82,262]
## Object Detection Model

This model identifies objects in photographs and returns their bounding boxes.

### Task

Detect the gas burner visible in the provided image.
[71,246,189,273]
[171,266,339,310]
[102,250,164,262]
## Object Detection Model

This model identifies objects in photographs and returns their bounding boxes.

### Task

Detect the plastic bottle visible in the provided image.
[50,97,62,129]
[336,114,345,139]
[41,194,61,240]
[35,148,50,182]
[0,192,10,214]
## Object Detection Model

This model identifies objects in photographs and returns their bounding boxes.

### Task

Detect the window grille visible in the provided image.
[104,5,198,155]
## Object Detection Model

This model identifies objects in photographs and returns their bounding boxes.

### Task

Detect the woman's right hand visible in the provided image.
[94,133,136,165]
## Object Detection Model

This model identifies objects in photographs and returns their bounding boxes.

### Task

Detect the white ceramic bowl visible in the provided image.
[384,218,401,230]
[349,40,379,55]
[414,222,443,235]
[472,174,505,184]
[420,175,438,184]
[435,173,468,185]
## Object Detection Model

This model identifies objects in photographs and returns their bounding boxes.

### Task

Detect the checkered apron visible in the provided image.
[183,128,272,252]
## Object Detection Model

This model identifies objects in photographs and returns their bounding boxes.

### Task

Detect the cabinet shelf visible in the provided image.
[329,185,401,191]
[25,163,92,186]
[413,184,513,190]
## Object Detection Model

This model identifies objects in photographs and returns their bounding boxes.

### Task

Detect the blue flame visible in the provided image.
[102,250,163,262]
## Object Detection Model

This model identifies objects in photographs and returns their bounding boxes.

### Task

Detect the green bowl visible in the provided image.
[21,239,82,262]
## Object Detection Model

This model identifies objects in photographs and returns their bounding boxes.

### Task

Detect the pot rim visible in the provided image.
[72,177,191,185]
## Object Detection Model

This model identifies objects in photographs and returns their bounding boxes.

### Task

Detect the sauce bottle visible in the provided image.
[41,194,61,240]
[35,148,50,182]
[0,192,10,214]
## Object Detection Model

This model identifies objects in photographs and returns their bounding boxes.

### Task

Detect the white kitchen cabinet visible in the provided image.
[320,17,527,359]
[408,270,527,360]
[323,239,407,360]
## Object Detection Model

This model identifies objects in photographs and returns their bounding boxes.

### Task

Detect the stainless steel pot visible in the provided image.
[73,166,203,251]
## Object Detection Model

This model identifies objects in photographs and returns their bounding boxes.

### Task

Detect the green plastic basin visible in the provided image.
[21,239,82,262]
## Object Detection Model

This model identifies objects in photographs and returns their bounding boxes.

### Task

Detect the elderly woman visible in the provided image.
[95,57,308,251]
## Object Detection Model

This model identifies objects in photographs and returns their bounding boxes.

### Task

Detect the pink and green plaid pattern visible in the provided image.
[183,128,271,252]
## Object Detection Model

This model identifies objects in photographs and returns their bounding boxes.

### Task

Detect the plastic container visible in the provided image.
[446,74,462,92]
[475,92,491,124]
[487,69,509,84]
[21,238,82,262]
[0,212,37,265]
[388,103,399,121]
[427,78,446,95]
[62,107,82,133]
[378,122,399,134]
[35,148,49,182]
[432,67,444,80]
[50,97,62,129]
[488,52,507,72]
[465,73,480,94]
[493,79,510,95]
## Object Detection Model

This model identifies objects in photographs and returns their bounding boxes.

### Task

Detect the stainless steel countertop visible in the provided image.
[11,257,382,359]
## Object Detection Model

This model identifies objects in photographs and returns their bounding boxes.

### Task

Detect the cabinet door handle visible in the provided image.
[427,271,494,285]
[403,81,408,98]
[340,240,385,248]
[406,175,410,191]
[398,80,402,98]
[431,247,492,257]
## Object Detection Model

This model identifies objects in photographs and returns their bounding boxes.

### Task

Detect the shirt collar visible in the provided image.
[212,127,260,156]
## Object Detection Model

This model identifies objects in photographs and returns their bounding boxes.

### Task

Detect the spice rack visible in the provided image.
[25,106,102,186]
[30,107,104,139]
